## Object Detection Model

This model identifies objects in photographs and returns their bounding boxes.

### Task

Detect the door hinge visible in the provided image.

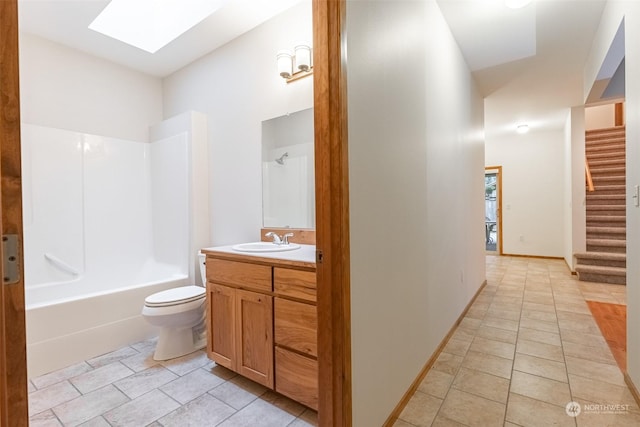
[2,235,20,285]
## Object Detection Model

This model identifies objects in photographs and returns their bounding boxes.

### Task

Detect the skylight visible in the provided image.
[89,0,227,54]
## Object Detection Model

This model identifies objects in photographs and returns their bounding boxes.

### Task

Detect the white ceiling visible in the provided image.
[18,0,305,77]
[18,0,611,138]
[438,0,608,137]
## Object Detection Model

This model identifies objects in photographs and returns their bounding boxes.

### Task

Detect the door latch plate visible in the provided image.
[2,235,20,285]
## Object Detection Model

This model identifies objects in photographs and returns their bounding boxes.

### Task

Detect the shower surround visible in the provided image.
[22,120,204,378]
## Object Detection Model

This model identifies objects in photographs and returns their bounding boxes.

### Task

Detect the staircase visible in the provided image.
[575,126,626,285]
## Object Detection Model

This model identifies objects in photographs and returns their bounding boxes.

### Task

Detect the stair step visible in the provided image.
[592,175,625,183]
[586,205,625,213]
[586,194,625,200]
[575,251,626,261]
[586,127,626,138]
[592,184,625,193]
[586,215,625,223]
[575,264,626,276]
[586,195,625,206]
[589,158,625,167]
[587,227,626,240]
[586,226,625,234]
[587,151,625,160]
[586,143,625,153]
[575,251,626,269]
[590,166,625,175]
[586,138,626,148]
[576,266,627,285]
[586,238,626,253]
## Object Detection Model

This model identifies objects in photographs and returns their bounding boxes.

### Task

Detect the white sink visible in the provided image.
[231,242,301,253]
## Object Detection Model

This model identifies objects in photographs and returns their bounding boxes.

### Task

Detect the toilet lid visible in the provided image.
[145,285,205,307]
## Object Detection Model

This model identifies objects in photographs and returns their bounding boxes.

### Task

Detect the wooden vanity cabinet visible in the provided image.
[207,258,274,388]
[205,254,317,409]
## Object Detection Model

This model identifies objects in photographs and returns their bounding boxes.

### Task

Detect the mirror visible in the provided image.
[262,108,315,229]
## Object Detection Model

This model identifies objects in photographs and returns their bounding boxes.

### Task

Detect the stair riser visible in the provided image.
[589,161,625,168]
[586,207,625,213]
[590,167,626,174]
[577,272,626,285]
[586,211,625,217]
[587,224,625,230]
[576,259,626,268]
[587,224,625,231]
[587,189,625,195]
[587,150,625,157]
[586,199,625,205]
[586,245,626,253]
[587,233,626,240]
[592,176,625,183]
[586,141,626,149]
[586,145,625,154]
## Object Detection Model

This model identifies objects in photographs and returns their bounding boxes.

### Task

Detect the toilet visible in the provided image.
[142,252,207,361]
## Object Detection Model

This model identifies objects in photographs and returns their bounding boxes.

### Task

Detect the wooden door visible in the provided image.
[208,284,236,370]
[0,0,29,424]
[235,289,273,388]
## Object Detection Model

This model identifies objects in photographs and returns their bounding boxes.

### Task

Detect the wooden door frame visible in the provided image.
[485,166,503,255]
[313,1,352,426]
[0,0,29,424]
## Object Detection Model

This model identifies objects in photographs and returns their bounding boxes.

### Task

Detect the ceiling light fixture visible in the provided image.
[89,0,227,54]
[277,44,313,83]
[516,124,530,134]
[505,0,533,9]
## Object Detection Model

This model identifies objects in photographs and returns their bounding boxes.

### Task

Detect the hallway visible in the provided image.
[395,255,639,427]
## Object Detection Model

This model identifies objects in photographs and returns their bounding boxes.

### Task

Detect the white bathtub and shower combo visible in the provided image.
[23,113,210,378]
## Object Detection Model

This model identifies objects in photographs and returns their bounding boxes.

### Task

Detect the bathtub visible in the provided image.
[26,261,190,378]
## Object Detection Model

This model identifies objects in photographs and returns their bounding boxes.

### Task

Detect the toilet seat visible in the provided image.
[145,285,205,308]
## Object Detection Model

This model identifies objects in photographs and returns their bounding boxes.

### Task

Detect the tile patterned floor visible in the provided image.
[29,255,639,426]
[28,340,318,426]
[395,255,640,427]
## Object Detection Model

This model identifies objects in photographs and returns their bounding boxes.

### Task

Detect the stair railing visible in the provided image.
[585,156,595,192]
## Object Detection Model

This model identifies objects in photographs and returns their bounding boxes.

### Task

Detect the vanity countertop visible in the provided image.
[201,243,316,270]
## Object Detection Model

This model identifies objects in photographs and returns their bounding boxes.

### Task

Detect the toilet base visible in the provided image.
[153,326,206,361]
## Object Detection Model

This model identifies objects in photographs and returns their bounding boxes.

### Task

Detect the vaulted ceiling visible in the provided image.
[19,0,615,138]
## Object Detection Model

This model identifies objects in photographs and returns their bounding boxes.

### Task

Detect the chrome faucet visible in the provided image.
[282,233,294,245]
[265,231,283,244]
[265,231,295,245]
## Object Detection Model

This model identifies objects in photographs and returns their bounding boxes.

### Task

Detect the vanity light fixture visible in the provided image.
[516,124,530,134]
[277,43,313,83]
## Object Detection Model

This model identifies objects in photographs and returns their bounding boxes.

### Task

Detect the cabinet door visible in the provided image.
[208,284,236,370]
[236,289,274,388]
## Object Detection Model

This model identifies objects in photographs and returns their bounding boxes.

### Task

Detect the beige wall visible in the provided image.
[585,103,624,130]
[19,33,162,142]
[346,1,486,425]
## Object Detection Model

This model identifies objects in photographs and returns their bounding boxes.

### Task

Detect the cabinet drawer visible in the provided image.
[207,258,272,293]
[275,347,318,410]
[274,268,316,302]
[274,298,317,357]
